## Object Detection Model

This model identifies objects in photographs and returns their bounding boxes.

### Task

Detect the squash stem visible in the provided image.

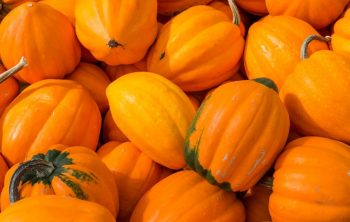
[0,57,27,84]
[300,35,331,59]
[9,159,55,204]
[258,176,273,191]
[228,0,241,26]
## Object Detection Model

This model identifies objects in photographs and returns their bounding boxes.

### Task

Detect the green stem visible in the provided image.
[9,159,55,204]
[300,35,331,59]
[0,57,27,84]
[254,77,278,93]
[228,0,241,26]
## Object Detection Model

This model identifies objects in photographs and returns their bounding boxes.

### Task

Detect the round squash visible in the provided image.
[184,79,289,192]
[0,0,38,20]
[244,15,328,88]
[106,72,196,169]
[235,0,268,15]
[157,0,214,15]
[281,35,350,143]
[40,0,76,25]
[0,79,101,166]
[1,144,118,217]
[75,0,158,65]
[0,2,81,84]
[0,65,18,116]
[102,110,129,143]
[0,195,115,221]
[332,8,350,53]
[266,0,349,29]
[269,137,350,221]
[66,62,111,114]
[130,170,245,222]
[147,4,244,91]
[97,141,167,222]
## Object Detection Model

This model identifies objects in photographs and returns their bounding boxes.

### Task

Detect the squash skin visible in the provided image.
[66,62,111,114]
[0,195,115,222]
[1,145,118,217]
[102,110,129,143]
[0,79,101,166]
[130,170,245,222]
[98,141,166,222]
[280,50,350,143]
[40,0,76,25]
[75,0,158,65]
[235,0,268,15]
[243,184,272,222]
[269,137,350,221]
[266,0,349,29]
[244,15,328,88]
[157,0,214,15]
[147,5,244,92]
[332,9,350,53]
[0,2,81,84]
[0,65,18,116]
[184,80,289,192]
[106,72,196,169]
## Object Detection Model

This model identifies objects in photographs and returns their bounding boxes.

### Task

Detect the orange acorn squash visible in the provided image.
[281,35,350,143]
[106,72,196,169]
[157,0,214,15]
[102,110,129,143]
[266,0,349,29]
[235,0,268,15]
[0,195,115,221]
[1,145,118,217]
[270,137,350,221]
[66,62,111,114]
[98,141,167,222]
[147,4,244,91]
[184,78,289,192]
[130,170,245,222]
[0,0,38,20]
[244,15,328,88]
[0,79,101,166]
[0,65,18,116]
[332,8,350,53]
[75,0,158,65]
[0,2,81,84]
[40,0,76,25]
[0,153,8,194]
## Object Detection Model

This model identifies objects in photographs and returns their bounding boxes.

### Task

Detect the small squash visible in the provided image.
[130,170,245,222]
[98,141,167,222]
[66,62,111,114]
[1,144,119,217]
[244,15,328,88]
[332,8,350,53]
[75,0,158,65]
[281,35,350,143]
[184,79,289,192]
[269,137,350,221]
[40,0,76,25]
[0,0,38,20]
[266,0,349,29]
[157,0,214,15]
[102,110,129,143]
[147,3,245,91]
[0,2,81,84]
[0,79,101,166]
[235,0,268,15]
[106,72,196,169]
[0,65,18,116]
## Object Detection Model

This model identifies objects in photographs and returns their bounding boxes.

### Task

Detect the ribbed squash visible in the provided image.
[98,141,167,222]
[244,15,328,88]
[75,0,158,65]
[270,137,350,221]
[157,0,213,15]
[104,58,147,81]
[184,79,289,192]
[0,79,101,166]
[0,196,115,221]
[332,9,350,53]
[0,65,18,116]
[0,0,38,20]
[0,2,80,84]
[106,72,196,169]
[281,35,350,143]
[131,170,245,222]
[235,0,268,15]
[147,4,244,91]
[66,63,111,114]
[266,0,349,29]
[40,0,76,25]
[102,110,129,143]
[1,145,118,217]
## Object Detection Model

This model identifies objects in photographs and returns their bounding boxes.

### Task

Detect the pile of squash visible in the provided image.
[0,0,349,221]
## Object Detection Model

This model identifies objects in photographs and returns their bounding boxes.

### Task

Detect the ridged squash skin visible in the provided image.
[270,137,350,221]
[332,9,350,53]
[184,79,289,192]
[0,65,18,116]
[106,72,196,169]
[157,0,214,15]
[235,0,268,15]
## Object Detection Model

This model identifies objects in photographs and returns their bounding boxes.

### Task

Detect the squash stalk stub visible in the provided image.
[258,176,273,190]
[9,159,55,203]
[0,56,27,83]
[253,77,279,93]
[301,35,331,59]
[228,0,241,25]
[108,39,124,48]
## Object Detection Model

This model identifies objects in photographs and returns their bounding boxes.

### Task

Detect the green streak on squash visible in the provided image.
[254,77,278,93]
